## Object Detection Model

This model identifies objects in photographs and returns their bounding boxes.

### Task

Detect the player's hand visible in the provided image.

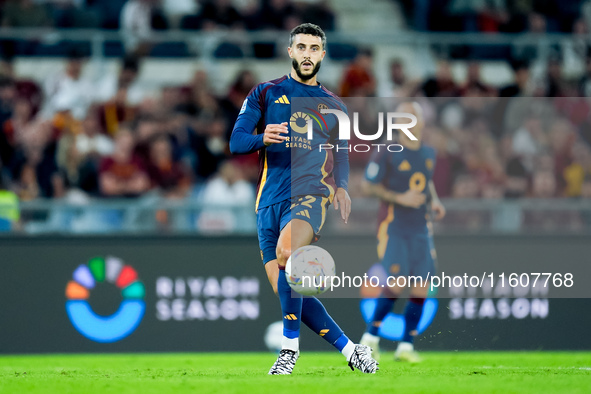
[333,188,351,224]
[263,122,288,146]
[432,200,446,220]
[395,189,426,208]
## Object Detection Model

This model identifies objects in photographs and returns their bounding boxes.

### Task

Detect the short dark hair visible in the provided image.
[289,23,326,49]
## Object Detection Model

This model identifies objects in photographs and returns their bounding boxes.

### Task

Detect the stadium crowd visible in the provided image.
[0,51,590,206]
[0,0,589,232]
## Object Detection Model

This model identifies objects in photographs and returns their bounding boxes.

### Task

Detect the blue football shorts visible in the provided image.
[379,230,437,280]
[256,194,330,264]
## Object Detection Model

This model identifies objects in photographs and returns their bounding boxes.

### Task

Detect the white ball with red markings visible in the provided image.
[285,245,335,296]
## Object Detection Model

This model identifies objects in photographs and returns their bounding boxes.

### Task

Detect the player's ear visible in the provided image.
[287,46,293,58]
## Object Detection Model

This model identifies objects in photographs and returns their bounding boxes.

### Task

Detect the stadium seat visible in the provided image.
[180,15,201,31]
[100,0,128,30]
[253,42,276,59]
[32,41,91,57]
[327,43,358,61]
[103,40,125,57]
[214,43,244,59]
[150,42,191,58]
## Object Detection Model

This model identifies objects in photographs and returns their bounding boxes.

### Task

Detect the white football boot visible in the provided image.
[359,332,381,362]
[394,341,421,363]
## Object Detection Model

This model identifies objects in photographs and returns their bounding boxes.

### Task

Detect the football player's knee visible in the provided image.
[276,245,292,268]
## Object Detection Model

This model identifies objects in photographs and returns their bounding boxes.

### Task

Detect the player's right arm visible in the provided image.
[363,151,425,208]
[229,84,288,154]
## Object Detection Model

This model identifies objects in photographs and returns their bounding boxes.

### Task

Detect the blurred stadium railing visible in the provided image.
[5,198,590,235]
[0,28,577,60]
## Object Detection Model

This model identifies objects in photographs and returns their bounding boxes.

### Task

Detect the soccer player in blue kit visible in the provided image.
[229,23,378,375]
[360,102,446,363]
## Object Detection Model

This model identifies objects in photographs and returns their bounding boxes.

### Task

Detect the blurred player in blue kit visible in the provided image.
[360,102,446,363]
[230,23,378,375]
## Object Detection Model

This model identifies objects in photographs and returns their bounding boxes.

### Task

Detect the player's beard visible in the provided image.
[292,58,322,81]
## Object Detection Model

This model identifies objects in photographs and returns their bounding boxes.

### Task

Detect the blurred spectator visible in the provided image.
[512,114,546,171]
[578,54,591,97]
[161,0,197,29]
[300,0,335,31]
[97,87,136,136]
[379,59,419,98]
[530,170,557,198]
[42,50,94,120]
[460,62,495,96]
[0,59,43,116]
[0,76,15,125]
[198,0,243,30]
[198,160,254,232]
[99,128,151,197]
[73,109,115,194]
[444,172,488,229]
[120,0,161,55]
[2,0,53,27]
[1,96,34,171]
[191,115,228,180]
[256,0,299,31]
[504,156,528,198]
[421,61,458,97]
[146,134,191,198]
[541,56,571,97]
[96,56,146,106]
[219,69,257,139]
[523,170,583,231]
[499,58,530,97]
[562,143,591,197]
[339,48,376,97]
[10,119,60,199]
[428,128,463,198]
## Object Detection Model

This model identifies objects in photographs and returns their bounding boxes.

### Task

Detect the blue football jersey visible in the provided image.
[230,74,349,211]
[365,145,436,234]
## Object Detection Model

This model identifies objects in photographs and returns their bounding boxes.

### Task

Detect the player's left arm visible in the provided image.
[331,105,351,224]
[429,180,446,220]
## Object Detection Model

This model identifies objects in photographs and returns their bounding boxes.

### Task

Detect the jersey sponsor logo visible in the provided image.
[239,99,248,115]
[317,103,329,111]
[398,160,411,171]
[274,95,290,104]
[290,112,311,134]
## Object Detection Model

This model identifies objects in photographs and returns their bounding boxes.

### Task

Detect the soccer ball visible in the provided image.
[285,245,335,296]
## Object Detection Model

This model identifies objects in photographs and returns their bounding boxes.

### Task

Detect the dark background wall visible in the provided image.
[0,235,589,353]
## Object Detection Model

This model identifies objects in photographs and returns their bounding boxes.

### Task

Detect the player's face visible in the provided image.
[288,34,325,81]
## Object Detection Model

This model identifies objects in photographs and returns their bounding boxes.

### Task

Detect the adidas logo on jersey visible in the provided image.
[398,160,411,171]
[275,95,290,104]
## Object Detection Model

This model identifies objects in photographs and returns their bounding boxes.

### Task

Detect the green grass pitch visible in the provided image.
[1,352,590,393]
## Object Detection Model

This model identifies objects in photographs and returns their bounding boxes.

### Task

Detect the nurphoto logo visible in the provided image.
[309,110,418,152]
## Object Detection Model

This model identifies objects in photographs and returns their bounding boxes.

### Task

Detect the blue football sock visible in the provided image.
[278,267,302,345]
[402,297,425,343]
[301,296,350,351]
[367,296,396,336]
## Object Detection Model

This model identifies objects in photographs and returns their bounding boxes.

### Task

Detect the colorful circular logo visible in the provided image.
[290,112,311,134]
[65,256,145,343]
